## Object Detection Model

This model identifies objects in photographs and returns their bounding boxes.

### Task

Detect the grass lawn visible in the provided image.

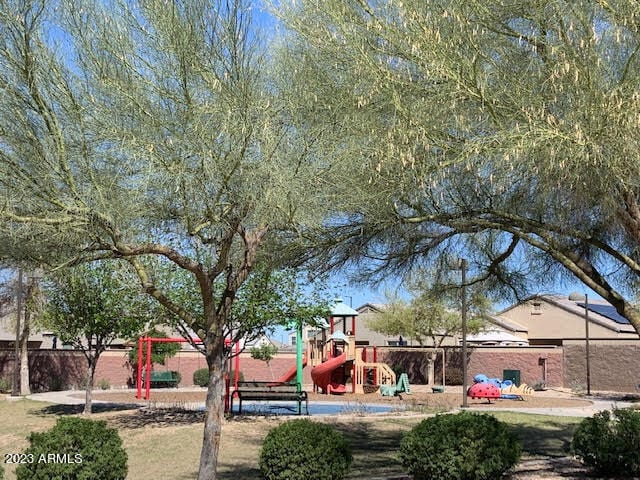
[0,397,584,480]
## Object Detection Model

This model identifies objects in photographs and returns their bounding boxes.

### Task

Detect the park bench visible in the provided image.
[149,370,180,388]
[231,381,308,415]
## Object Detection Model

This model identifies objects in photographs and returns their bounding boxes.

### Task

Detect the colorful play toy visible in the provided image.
[470,373,534,401]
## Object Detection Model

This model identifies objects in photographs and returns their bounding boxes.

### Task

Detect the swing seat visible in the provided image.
[149,370,180,388]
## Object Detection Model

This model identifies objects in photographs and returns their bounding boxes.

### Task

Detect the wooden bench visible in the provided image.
[149,370,180,388]
[231,381,308,415]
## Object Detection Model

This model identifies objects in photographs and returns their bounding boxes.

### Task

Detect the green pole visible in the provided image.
[296,320,304,414]
[296,321,303,393]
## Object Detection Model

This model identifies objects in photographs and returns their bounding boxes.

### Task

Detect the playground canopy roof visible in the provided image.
[331,298,359,317]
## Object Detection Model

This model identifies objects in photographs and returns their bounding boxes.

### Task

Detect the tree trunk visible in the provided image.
[426,351,436,385]
[19,315,31,395]
[198,347,226,480]
[84,357,97,415]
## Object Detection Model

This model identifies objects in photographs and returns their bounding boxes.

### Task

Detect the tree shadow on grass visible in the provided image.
[31,402,140,417]
[508,420,579,457]
[108,407,205,428]
[334,420,409,478]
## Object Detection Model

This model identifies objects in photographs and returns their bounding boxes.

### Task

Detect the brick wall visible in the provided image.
[0,349,311,391]
[376,346,563,387]
[6,343,639,393]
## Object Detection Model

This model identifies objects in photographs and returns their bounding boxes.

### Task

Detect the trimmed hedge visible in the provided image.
[399,412,521,480]
[260,419,352,480]
[193,368,245,387]
[16,417,127,480]
[572,408,640,476]
[193,368,209,387]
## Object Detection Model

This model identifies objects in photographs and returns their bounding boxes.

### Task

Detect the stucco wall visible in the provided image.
[564,343,640,392]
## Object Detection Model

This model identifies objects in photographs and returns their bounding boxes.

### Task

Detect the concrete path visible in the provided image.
[471,397,637,417]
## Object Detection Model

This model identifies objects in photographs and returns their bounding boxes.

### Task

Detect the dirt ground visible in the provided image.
[88,388,594,411]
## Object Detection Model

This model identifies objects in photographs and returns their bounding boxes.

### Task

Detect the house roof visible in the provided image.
[356,303,386,313]
[486,315,528,333]
[0,309,55,347]
[498,294,637,334]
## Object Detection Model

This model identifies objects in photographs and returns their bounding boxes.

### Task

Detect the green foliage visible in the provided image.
[399,412,521,480]
[97,378,110,390]
[194,368,245,387]
[42,262,149,351]
[260,419,352,480]
[16,417,127,480]
[193,368,209,387]
[0,377,10,393]
[0,460,3,480]
[250,343,279,364]
[128,328,181,367]
[572,409,640,476]
[277,0,640,328]
[368,271,490,348]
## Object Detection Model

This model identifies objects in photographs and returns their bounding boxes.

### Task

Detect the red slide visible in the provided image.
[311,352,347,394]
[274,356,308,384]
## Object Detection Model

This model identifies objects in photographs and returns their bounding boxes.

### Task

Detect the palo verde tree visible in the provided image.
[368,271,490,384]
[277,1,640,331]
[41,261,151,414]
[0,2,332,477]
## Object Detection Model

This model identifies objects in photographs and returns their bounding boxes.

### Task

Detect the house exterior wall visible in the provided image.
[355,309,398,346]
[500,299,639,342]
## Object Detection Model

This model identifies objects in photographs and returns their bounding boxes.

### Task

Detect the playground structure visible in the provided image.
[135,299,400,416]
[308,300,398,395]
[468,374,534,402]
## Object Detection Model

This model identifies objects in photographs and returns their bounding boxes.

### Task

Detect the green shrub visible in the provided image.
[16,417,127,480]
[193,368,209,387]
[1,461,4,480]
[171,370,181,386]
[97,378,110,390]
[399,412,521,480]
[0,377,11,393]
[260,419,352,480]
[572,408,640,476]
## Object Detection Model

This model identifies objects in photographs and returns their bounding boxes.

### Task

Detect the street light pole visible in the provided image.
[585,294,591,396]
[460,259,468,408]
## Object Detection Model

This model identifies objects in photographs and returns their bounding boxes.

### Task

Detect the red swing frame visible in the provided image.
[135,336,240,412]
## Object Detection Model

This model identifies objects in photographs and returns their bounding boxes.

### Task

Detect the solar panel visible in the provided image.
[576,302,630,324]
